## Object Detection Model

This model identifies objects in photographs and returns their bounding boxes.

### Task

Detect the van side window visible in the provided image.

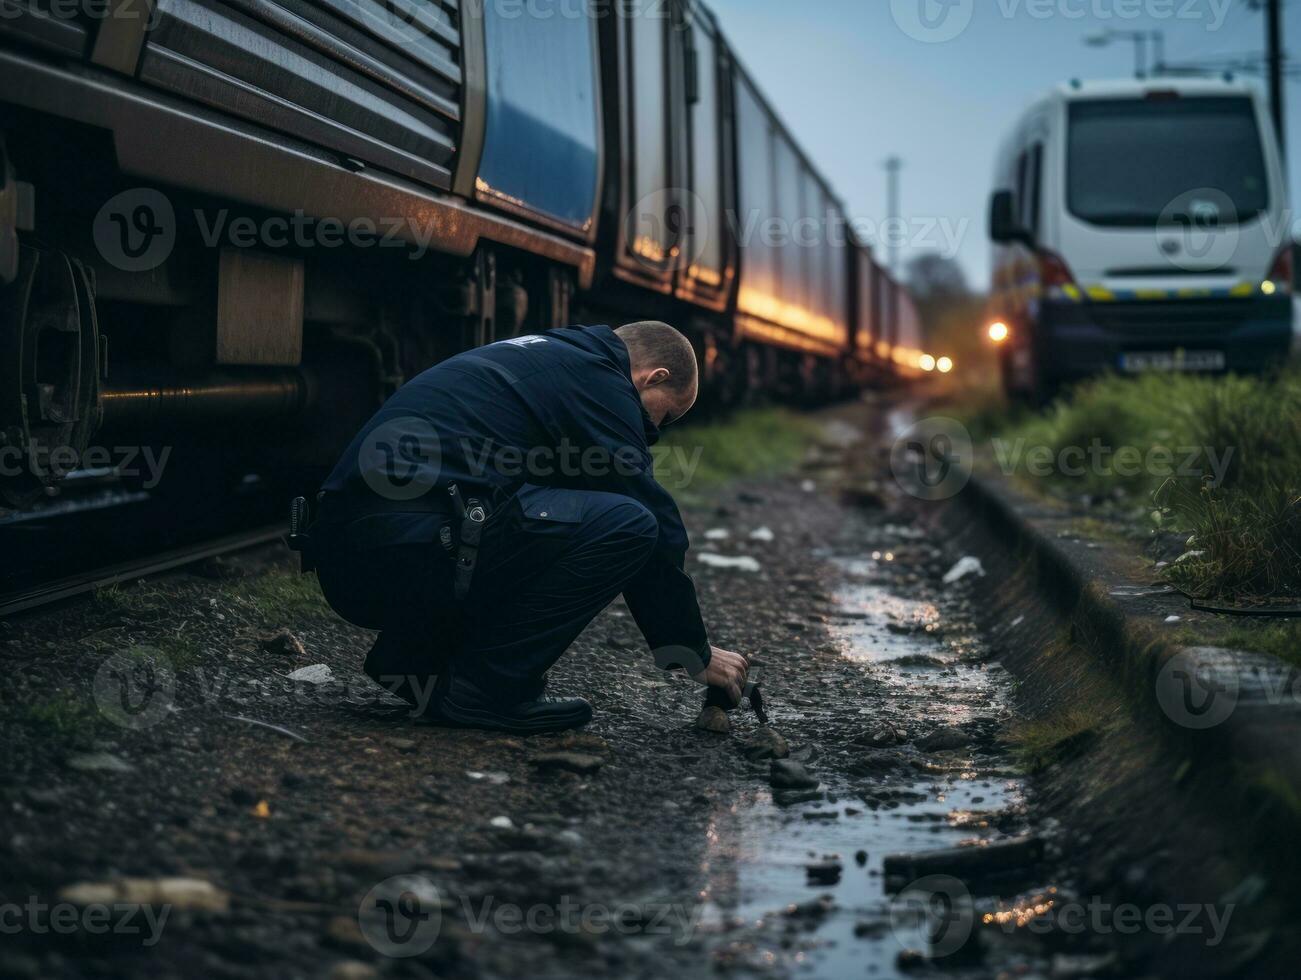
[1027,143,1044,238]
[1015,151,1029,228]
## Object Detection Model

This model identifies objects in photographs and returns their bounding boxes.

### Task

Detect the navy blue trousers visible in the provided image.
[318,485,659,708]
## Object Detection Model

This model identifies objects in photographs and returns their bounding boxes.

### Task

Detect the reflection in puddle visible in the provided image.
[694,546,1046,978]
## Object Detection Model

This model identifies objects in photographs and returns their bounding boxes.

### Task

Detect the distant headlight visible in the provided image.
[988,321,1010,343]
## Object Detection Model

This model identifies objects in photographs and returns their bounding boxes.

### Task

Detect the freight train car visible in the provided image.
[0,0,925,509]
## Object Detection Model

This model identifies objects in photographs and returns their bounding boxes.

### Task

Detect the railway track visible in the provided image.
[0,523,286,619]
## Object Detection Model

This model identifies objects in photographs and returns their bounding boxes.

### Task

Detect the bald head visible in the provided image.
[615,321,699,426]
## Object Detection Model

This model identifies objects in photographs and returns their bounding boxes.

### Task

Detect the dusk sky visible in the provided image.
[706,0,1300,290]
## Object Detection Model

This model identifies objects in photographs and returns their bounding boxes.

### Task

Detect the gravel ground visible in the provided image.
[0,400,1085,980]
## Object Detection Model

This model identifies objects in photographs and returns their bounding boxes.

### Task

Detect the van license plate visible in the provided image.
[1120,351,1226,373]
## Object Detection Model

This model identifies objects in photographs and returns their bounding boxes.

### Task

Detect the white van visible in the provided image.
[989,78,1294,400]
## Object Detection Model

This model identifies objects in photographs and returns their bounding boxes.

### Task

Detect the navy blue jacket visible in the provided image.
[321,326,710,669]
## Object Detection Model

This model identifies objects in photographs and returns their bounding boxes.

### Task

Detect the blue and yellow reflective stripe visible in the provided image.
[1073,281,1269,302]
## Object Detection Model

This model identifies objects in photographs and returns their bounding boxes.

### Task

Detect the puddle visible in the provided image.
[696,542,1053,977]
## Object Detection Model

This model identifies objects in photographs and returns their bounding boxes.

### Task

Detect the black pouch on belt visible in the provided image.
[445,484,490,600]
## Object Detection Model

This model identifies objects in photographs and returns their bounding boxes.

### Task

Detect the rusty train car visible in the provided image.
[0,0,929,508]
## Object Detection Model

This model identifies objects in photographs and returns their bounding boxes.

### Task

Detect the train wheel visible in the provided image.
[0,246,101,508]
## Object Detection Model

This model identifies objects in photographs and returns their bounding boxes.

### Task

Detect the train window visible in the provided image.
[774,137,803,309]
[477,0,600,230]
[688,23,722,283]
[627,0,671,264]
[735,77,777,308]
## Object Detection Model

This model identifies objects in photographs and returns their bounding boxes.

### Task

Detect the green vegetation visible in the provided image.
[18,695,99,736]
[226,570,331,622]
[655,407,819,500]
[92,583,169,619]
[1004,704,1110,773]
[1220,621,1301,668]
[959,371,1301,601]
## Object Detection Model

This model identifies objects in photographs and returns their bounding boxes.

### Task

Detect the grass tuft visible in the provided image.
[1004,706,1108,773]
[225,571,331,622]
[655,407,820,499]
[958,370,1301,601]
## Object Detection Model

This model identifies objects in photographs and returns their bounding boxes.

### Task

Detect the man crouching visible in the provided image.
[309,322,750,735]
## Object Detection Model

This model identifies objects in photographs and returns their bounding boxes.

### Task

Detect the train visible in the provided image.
[0,0,934,510]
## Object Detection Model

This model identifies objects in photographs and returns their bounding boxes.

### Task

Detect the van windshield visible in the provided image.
[1067,97,1269,227]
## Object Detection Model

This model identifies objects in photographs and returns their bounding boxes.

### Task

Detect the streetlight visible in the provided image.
[1085,29,1166,79]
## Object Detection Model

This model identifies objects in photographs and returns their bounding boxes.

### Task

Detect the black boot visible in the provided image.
[437,674,592,735]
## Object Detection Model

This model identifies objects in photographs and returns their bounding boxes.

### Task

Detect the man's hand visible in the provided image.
[691,647,750,707]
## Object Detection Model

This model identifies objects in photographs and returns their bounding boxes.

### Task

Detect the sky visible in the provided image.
[706,0,1299,289]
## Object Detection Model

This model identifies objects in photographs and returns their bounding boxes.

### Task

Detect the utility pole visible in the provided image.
[883,156,903,278]
[1266,0,1286,160]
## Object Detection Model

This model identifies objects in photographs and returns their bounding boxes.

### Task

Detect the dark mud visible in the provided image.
[0,401,1145,979]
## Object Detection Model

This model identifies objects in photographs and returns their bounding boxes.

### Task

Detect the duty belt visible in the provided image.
[444,484,489,600]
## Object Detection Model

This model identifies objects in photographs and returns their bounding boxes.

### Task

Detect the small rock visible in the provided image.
[329,962,379,980]
[741,727,789,760]
[60,877,228,913]
[489,815,514,830]
[695,706,730,735]
[287,664,334,685]
[389,738,418,753]
[784,895,835,920]
[916,727,970,752]
[65,752,132,774]
[259,630,307,658]
[855,850,868,866]
[696,553,762,573]
[770,760,818,790]
[806,859,842,885]
[530,752,605,776]
[852,725,903,749]
[854,920,889,939]
[942,556,985,585]
[897,949,928,972]
[325,915,370,953]
[749,527,775,542]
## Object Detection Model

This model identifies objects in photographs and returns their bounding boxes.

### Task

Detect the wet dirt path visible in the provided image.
[0,401,1078,980]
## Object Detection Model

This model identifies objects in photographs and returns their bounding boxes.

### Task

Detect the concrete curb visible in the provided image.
[957,466,1301,799]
